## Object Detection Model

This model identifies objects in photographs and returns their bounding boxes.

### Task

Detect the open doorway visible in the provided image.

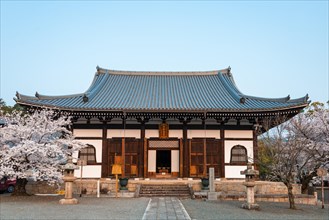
[156,150,171,174]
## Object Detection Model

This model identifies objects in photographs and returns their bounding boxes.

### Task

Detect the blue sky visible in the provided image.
[1,1,328,106]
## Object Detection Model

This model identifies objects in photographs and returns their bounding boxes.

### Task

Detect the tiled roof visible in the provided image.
[15,67,309,112]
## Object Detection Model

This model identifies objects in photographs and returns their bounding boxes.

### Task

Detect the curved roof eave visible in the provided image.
[15,99,309,114]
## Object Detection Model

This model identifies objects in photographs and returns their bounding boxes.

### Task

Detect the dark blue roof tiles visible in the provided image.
[15,68,309,112]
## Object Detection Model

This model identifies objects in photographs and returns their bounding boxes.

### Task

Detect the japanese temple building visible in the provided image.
[15,66,309,179]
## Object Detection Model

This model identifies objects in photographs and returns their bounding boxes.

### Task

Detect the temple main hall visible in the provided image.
[16,66,309,179]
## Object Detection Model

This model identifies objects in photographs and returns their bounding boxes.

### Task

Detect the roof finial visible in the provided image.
[82,94,89,103]
[35,92,40,99]
[96,65,100,72]
[228,66,231,73]
[15,91,21,99]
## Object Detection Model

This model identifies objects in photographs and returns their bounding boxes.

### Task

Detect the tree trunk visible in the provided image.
[300,172,316,194]
[11,178,29,196]
[287,183,296,209]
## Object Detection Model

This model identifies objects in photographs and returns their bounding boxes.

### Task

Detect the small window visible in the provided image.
[230,145,247,164]
[79,144,96,165]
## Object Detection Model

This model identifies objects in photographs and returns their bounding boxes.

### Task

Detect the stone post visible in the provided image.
[240,163,259,210]
[207,167,217,200]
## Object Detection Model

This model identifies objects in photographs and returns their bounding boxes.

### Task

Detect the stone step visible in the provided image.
[139,184,191,198]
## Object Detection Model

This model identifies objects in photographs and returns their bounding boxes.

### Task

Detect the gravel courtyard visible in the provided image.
[0,194,328,220]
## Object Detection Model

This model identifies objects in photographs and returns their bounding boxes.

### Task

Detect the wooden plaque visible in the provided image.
[159,123,169,139]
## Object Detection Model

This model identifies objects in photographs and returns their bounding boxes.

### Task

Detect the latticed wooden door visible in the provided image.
[107,138,122,177]
[189,138,222,177]
[124,138,142,177]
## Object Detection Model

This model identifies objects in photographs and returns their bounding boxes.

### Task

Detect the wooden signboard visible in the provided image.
[159,122,169,139]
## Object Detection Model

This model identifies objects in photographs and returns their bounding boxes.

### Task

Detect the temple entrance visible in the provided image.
[156,150,171,174]
[147,139,179,178]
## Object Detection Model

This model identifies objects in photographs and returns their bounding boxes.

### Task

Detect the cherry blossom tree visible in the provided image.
[0,109,86,195]
[290,102,329,192]
[258,102,329,209]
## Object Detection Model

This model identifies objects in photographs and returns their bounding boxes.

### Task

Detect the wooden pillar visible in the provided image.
[140,120,145,178]
[101,121,108,178]
[179,138,183,178]
[122,115,126,177]
[144,138,148,178]
[220,126,225,178]
[183,120,189,177]
[122,137,125,177]
[202,118,207,177]
[253,129,259,170]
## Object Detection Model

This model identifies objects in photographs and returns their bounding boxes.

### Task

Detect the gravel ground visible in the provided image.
[1,194,328,220]
[182,199,329,220]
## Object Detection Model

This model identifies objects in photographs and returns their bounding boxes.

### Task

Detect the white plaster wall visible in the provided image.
[74,165,101,178]
[225,165,247,178]
[148,150,156,172]
[225,130,253,138]
[187,130,220,139]
[73,129,102,137]
[224,140,253,163]
[171,150,179,172]
[169,130,183,138]
[107,129,140,138]
[145,130,159,138]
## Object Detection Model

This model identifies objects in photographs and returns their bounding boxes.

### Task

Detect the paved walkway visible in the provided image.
[142,197,191,220]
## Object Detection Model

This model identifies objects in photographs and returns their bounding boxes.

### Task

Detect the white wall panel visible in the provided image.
[148,150,156,172]
[145,130,159,138]
[169,130,183,138]
[74,165,101,178]
[187,130,220,139]
[224,140,253,163]
[225,130,253,138]
[225,165,247,178]
[73,129,102,137]
[107,129,140,138]
[171,150,179,172]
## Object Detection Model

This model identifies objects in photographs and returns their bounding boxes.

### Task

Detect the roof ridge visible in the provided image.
[16,91,84,101]
[243,94,309,103]
[96,66,228,76]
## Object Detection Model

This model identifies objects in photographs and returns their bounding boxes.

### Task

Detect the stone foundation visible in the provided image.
[26,179,316,205]
[213,180,301,195]
[26,181,62,195]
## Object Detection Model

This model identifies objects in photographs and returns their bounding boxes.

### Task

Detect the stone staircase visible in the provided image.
[138,184,191,198]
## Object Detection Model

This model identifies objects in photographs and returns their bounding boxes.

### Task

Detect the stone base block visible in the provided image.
[107,191,135,198]
[59,198,79,205]
[207,192,217,200]
[241,203,260,210]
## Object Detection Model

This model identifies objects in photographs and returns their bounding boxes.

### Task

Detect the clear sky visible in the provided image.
[1,1,328,106]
